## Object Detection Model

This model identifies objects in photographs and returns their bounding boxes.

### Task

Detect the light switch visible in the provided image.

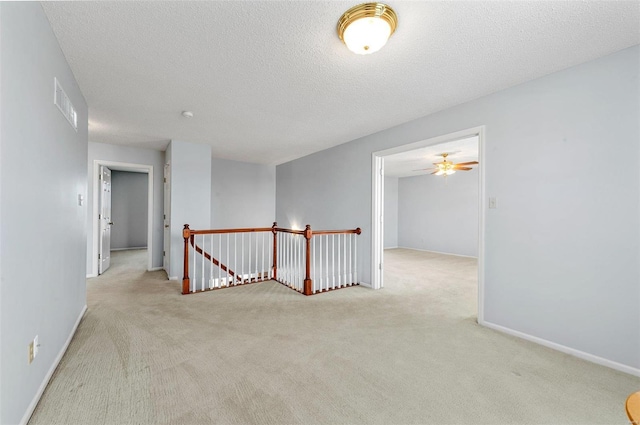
[78,194,84,206]
[489,197,497,209]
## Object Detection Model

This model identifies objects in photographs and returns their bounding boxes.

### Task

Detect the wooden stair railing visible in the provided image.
[189,233,243,284]
[183,222,361,296]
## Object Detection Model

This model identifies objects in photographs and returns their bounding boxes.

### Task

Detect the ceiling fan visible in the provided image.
[414,153,478,176]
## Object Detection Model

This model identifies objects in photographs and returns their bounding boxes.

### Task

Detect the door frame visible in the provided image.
[371,125,486,322]
[91,160,154,276]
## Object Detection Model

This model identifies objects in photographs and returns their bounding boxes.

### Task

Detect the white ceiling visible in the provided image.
[384,135,478,178]
[41,1,640,165]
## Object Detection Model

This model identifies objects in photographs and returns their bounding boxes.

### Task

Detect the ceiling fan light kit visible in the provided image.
[414,153,479,177]
[337,3,397,55]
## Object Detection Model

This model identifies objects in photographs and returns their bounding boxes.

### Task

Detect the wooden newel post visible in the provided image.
[272,222,277,280]
[182,224,190,295]
[356,227,362,235]
[303,224,313,296]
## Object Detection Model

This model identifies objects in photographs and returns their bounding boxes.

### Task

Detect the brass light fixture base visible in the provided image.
[337,3,398,44]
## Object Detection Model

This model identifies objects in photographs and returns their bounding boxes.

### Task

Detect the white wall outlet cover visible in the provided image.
[34,335,39,357]
[78,194,84,206]
[489,197,497,209]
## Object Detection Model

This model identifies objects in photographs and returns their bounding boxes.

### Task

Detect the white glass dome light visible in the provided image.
[338,3,397,55]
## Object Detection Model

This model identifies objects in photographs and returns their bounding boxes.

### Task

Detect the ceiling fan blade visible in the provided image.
[454,167,473,171]
[430,171,439,175]
[455,161,478,166]
[412,168,435,172]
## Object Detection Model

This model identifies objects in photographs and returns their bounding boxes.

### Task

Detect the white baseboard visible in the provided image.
[396,246,478,259]
[148,267,163,271]
[168,276,179,281]
[480,319,640,377]
[111,247,147,251]
[20,305,87,425]
[86,273,97,279]
[358,281,372,288]
[384,246,399,249]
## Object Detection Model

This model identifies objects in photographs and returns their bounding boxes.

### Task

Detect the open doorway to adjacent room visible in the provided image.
[371,127,485,322]
[92,160,154,276]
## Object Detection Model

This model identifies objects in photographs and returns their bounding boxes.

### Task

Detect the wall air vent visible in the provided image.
[54,78,78,131]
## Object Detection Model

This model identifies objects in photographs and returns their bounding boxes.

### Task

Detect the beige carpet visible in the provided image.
[29,248,638,424]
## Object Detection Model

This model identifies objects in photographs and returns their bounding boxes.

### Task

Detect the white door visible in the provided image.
[98,166,112,274]
[163,163,171,274]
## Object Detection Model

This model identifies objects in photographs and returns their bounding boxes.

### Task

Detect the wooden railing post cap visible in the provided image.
[183,224,190,238]
[304,224,312,239]
[356,227,362,235]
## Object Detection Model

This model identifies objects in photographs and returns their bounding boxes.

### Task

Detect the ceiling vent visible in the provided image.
[54,78,78,131]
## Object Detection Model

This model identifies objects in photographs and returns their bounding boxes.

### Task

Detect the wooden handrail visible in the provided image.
[188,227,274,235]
[274,227,305,235]
[312,228,361,236]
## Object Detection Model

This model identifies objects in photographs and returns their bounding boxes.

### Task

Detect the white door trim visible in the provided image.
[371,125,486,322]
[91,160,154,276]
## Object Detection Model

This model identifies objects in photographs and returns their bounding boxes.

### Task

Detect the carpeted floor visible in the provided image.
[29,248,637,424]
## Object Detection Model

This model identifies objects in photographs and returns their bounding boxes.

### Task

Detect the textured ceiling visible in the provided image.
[384,136,478,178]
[41,1,640,165]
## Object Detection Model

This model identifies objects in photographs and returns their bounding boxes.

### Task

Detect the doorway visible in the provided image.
[371,126,486,322]
[92,160,154,276]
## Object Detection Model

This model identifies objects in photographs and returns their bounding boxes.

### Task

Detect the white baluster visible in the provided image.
[209,234,214,289]
[201,235,205,291]
[226,233,230,286]
[284,233,288,284]
[240,233,244,284]
[312,236,316,293]
[337,234,341,287]
[354,233,358,284]
[218,233,222,286]
[298,235,302,290]
[255,231,258,281]
[331,234,335,289]
[348,233,352,285]
[234,233,237,286]
[319,235,323,291]
[192,235,195,293]
[343,233,347,286]
[325,235,329,291]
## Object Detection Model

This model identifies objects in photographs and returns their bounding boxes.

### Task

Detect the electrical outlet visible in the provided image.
[29,341,34,364]
[489,197,497,209]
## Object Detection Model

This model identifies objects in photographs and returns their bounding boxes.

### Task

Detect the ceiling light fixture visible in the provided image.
[182,111,194,118]
[337,3,397,55]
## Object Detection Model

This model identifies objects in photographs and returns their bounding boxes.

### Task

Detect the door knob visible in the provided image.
[164,224,169,228]
[109,222,114,225]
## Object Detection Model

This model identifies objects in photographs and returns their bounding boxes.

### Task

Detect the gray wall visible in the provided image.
[398,168,478,257]
[87,142,164,274]
[0,3,88,424]
[276,46,640,370]
[111,171,148,250]
[384,176,398,248]
[211,157,275,228]
[167,140,212,279]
